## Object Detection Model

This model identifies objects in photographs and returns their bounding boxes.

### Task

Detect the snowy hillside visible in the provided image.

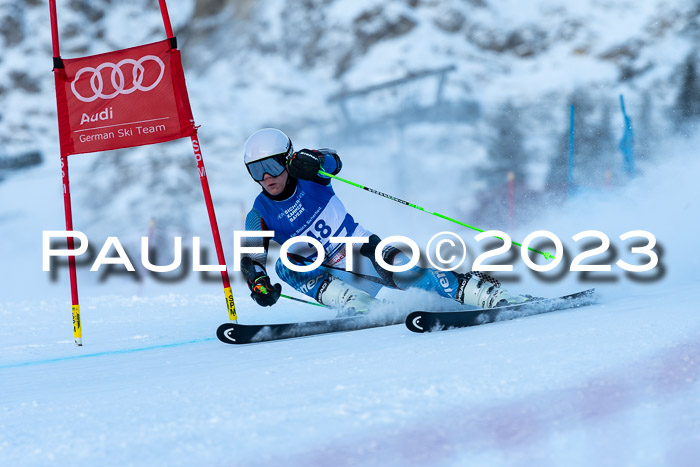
[1,0,699,235]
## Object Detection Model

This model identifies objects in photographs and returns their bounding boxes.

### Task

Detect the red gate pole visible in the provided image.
[191,134,238,322]
[50,0,82,345]
[61,156,82,345]
[158,0,175,38]
[156,0,237,322]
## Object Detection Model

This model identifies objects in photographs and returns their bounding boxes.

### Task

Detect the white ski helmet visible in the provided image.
[243,128,293,181]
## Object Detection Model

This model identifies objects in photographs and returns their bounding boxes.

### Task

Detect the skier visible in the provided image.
[239,128,532,314]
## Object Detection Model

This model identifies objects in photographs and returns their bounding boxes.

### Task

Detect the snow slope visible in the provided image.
[1,135,699,466]
[1,290,699,465]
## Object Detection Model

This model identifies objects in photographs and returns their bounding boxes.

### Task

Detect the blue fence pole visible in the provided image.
[568,105,575,197]
[618,94,636,178]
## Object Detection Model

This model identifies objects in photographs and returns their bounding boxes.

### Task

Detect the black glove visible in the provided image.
[287,149,325,180]
[241,257,282,307]
[249,274,282,307]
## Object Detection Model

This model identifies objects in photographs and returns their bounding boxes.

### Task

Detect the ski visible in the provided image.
[217,312,406,344]
[405,288,597,333]
[217,289,597,343]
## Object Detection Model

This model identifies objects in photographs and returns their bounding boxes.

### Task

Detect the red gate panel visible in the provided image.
[54,39,195,156]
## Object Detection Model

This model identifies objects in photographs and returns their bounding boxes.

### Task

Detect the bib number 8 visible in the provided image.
[315,220,332,238]
[306,219,333,246]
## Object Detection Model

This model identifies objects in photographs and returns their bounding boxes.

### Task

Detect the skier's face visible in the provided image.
[259,169,289,196]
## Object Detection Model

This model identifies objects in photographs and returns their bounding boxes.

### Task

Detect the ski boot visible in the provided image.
[456,272,535,309]
[318,278,379,316]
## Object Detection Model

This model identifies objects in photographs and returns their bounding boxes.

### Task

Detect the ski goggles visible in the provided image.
[246,154,287,181]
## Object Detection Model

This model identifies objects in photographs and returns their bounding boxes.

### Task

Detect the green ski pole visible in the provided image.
[281,293,327,307]
[318,170,555,260]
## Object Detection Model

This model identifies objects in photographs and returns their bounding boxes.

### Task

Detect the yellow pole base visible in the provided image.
[72,304,82,345]
[225,287,237,322]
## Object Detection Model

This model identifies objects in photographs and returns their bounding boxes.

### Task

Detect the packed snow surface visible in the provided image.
[1,135,699,466]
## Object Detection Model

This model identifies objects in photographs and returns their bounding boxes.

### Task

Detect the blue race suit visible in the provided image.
[242,150,464,303]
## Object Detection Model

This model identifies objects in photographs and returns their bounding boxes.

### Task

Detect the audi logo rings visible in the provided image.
[70,55,165,103]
